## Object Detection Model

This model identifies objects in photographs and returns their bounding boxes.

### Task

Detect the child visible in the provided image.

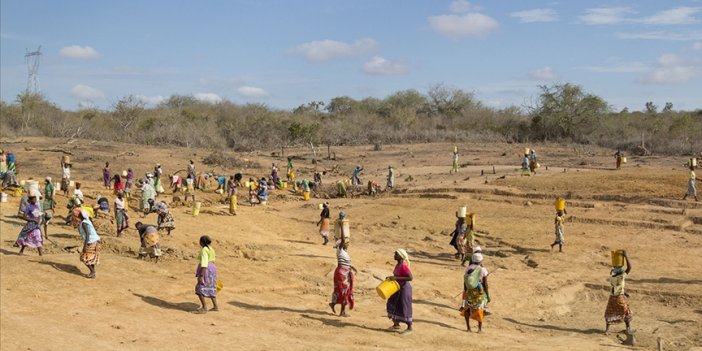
[550,210,565,252]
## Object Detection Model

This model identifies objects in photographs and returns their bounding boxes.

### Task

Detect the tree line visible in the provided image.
[1,83,700,155]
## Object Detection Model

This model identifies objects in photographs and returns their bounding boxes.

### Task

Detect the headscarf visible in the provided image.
[338,211,346,219]
[611,266,625,276]
[45,176,52,182]
[395,248,410,267]
[471,252,484,263]
[80,209,91,220]
[473,246,482,253]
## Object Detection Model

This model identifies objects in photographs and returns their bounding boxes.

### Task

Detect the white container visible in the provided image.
[1,192,7,203]
[28,180,40,196]
[691,158,698,167]
[69,180,75,187]
[55,182,61,192]
[458,206,467,218]
[122,170,128,177]
[20,180,26,186]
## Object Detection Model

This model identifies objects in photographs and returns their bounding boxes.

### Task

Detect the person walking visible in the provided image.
[682,165,698,201]
[329,236,356,317]
[462,252,489,333]
[102,162,112,189]
[78,209,101,278]
[317,202,331,245]
[15,195,44,256]
[550,210,565,252]
[386,249,413,335]
[194,235,219,313]
[605,251,633,335]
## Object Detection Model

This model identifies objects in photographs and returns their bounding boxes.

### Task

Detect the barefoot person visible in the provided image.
[605,251,633,335]
[102,162,112,189]
[78,209,101,278]
[386,249,413,335]
[156,202,176,236]
[15,195,43,256]
[550,210,565,252]
[450,212,468,261]
[43,177,55,210]
[462,252,489,333]
[195,235,219,313]
[682,165,698,202]
[329,237,356,317]
[317,202,331,245]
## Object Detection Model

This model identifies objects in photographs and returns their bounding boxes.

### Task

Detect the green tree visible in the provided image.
[531,83,609,141]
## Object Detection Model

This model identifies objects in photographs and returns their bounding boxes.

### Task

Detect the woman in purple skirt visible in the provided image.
[386,248,413,335]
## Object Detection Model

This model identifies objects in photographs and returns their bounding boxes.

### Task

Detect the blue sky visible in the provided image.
[1,0,701,112]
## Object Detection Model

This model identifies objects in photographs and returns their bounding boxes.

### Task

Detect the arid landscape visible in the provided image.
[1,137,701,351]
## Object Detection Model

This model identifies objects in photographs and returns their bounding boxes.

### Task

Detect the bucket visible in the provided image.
[27,180,40,195]
[611,250,624,267]
[282,181,288,189]
[0,192,7,203]
[376,279,400,299]
[229,195,237,214]
[523,147,530,156]
[318,203,324,210]
[79,205,94,218]
[62,155,71,164]
[20,180,26,186]
[453,146,458,154]
[13,188,23,197]
[554,198,565,211]
[468,213,476,226]
[69,181,75,187]
[303,191,310,201]
[691,158,698,167]
[336,218,351,241]
[622,157,627,164]
[55,182,61,191]
[122,170,128,177]
[344,178,352,186]
[457,206,467,218]
[193,202,201,216]
[215,189,224,194]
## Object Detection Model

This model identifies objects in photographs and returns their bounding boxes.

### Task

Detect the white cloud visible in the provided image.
[449,0,475,13]
[237,86,269,98]
[429,13,499,38]
[528,67,558,81]
[194,93,223,103]
[510,9,558,23]
[135,94,167,105]
[640,54,701,84]
[692,41,702,50]
[640,7,701,25]
[69,84,105,100]
[363,56,408,76]
[579,7,632,25]
[616,31,702,41]
[290,38,378,62]
[59,45,100,59]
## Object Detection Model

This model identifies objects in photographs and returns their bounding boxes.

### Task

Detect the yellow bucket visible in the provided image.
[193,201,201,216]
[229,195,237,214]
[611,250,624,267]
[303,191,310,201]
[13,187,23,197]
[554,198,565,211]
[282,181,288,189]
[376,279,400,299]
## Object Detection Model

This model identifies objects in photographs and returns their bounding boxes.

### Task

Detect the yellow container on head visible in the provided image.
[611,250,624,267]
[554,198,566,211]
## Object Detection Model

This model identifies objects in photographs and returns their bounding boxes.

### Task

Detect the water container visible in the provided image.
[524,147,530,156]
[691,158,697,167]
[469,213,476,226]
[193,202,201,216]
[20,180,26,186]
[376,279,400,299]
[69,181,75,187]
[122,170,128,177]
[27,180,40,195]
[611,250,624,267]
[303,191,310,201]
[229,195,237,214]
[282,181,288,189]
[215,189,224,194]
[622,157,627,164]
[454,146,458,154]
[458,206,467,218]
[554,198,566,211]
[1,192,7,203]
[55,182,61,191]
[62,155,71,164]
[318,203,324,210]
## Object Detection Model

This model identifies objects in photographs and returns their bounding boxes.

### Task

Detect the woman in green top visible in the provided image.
[195,235,219,313]
[43,177,55,210]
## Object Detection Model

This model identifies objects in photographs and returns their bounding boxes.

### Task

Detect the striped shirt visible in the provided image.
[336,248,351,267]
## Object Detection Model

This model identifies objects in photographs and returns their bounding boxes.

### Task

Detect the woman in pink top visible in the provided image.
[386,248,413,335]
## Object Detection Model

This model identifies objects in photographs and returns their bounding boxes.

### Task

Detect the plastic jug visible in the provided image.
[611,250,624,266]
[376,279,400,299]
[554,198,566,211]
[193,202,201,216]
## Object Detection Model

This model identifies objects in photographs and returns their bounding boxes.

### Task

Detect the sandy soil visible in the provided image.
[1,137,700,351]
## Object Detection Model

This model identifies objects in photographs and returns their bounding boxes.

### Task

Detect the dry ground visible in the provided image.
[1,137,700,351]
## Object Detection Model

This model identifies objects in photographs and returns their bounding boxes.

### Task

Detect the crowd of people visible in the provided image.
[1,145,697,339]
